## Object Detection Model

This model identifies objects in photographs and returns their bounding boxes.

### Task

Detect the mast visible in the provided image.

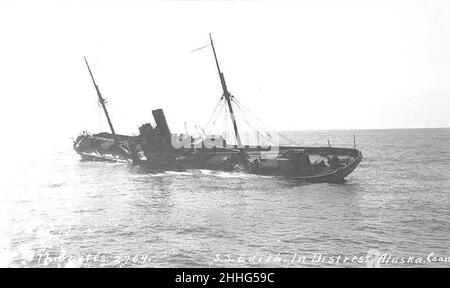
[209,34,242,147]
[84,57,117,141]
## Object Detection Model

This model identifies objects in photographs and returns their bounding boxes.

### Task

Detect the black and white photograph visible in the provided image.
[0,0,449,272]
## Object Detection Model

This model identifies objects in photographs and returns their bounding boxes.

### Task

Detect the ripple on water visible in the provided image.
[3,129,450,267]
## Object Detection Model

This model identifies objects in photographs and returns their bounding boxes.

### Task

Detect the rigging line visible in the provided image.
[190,43,211,53]
[212,99,226,126]
[258,132,271,147]
[224,100,232,142]
[236,102,291,144]
[204,97,225,131]
[231,97,297,145]
[241,114,287,146]
[256,130,261,146]
[232,101,273,146]
[224,100,233,143]
[222,104,227,142]
[254,127,271,147]
[206,102,223,133]
[231,98,268,130]
[232,97,274,132]
[222,99,229,141]
[207,100,226,136]
[233,104,260,137]
[231,98,272,138]
[229,103,253,145]
[259,136,270,147]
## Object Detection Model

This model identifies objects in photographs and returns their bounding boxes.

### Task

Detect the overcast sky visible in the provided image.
[1,0,449,150]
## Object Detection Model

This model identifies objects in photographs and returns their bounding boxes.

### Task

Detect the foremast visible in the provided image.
[84,57,117,142]
[209,34,242,147]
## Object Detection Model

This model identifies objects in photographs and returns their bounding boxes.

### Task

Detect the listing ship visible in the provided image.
[74,36,362,183]
[125,35,362,183]
[73,57,136,162]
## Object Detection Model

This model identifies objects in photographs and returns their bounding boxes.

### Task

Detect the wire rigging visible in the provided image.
[204,96,224,130]
[231,97,298,146]
[201,88,298,147]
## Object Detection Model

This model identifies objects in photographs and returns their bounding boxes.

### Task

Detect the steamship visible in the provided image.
[74,36,362,183]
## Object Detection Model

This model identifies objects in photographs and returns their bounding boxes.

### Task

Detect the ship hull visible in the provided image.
[73,132,362,183]
[137,145,363,183]
[201,146,363,183]
[278,148,362,183]
[77,151,121,162]
[73,132,135,162]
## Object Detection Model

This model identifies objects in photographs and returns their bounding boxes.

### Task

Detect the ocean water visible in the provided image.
[0,129,449,268]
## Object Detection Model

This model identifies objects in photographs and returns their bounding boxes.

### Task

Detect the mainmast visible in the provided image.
[84,57,117,141]
[209,34,242,147]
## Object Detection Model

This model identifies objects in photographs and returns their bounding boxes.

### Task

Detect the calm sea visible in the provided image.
[1,129,449,267]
